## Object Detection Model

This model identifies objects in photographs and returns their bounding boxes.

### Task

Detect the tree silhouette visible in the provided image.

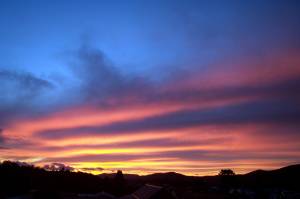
[219,169,236,189]
[114,170,125,186]
[219,169,235,176]
[114,170,126,196]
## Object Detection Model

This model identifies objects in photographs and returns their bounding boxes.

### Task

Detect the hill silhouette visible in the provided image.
[1,161,300,198]
[241,164,300,190]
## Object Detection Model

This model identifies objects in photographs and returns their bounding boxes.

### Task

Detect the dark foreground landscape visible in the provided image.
[1,161,300,199]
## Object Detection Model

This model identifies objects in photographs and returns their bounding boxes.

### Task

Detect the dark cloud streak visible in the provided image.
[0,69,54,126]
[27,137,232,152]
[42,149,300,164]
[70,45,150,105]
[38,98,300,139]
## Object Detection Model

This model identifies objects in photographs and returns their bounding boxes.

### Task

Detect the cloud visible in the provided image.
[43,154,146,163]
[43,162,74,171]
[157,150,300,162]
[37,97,300,139]
[41,149,300,165]
[0,69,52,86]
[0,129,10,150]
[0,129,4,144]
[26,136,231,152]
[79,167,104,172]
[33,68,300,140]
[0,70,53,103]
[64,45,300,109]
[0,136,35,150]
[0,69,54,126]
[69,44,150,105]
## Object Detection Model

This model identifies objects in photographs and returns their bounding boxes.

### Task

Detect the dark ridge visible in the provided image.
[1,161,300,198]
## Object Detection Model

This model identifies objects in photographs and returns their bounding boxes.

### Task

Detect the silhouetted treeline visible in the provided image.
[1,161,300,199]
[0,161,133,198]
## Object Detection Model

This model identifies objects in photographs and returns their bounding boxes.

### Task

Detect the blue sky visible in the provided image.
[2,0,298,79]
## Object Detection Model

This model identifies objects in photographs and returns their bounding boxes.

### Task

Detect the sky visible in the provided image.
[0,0,300,175]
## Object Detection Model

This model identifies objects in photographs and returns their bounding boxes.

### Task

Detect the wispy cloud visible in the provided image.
[1,38,300,175]
[0,69,54,126]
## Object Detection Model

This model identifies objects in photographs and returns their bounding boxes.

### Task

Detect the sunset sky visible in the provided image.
[0,0,300,176]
